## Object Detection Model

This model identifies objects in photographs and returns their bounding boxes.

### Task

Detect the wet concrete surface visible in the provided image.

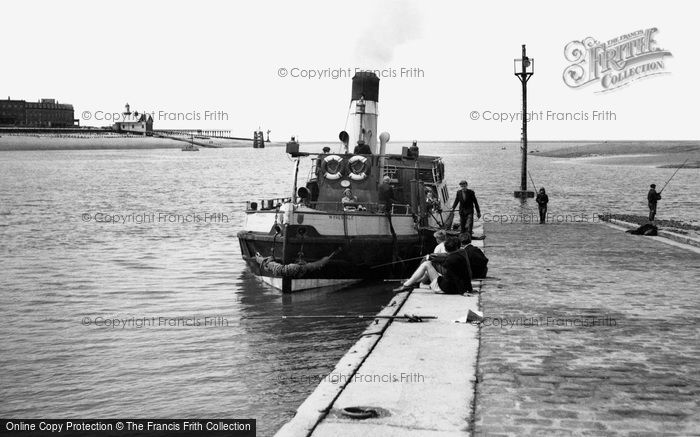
[475,222,700,436]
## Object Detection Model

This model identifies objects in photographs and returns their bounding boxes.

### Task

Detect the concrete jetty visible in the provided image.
[275,220,700,436]
[475,222,700,435]
[276,223,485,437]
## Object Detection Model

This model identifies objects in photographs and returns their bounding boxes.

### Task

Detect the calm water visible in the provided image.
[0,142,698,436]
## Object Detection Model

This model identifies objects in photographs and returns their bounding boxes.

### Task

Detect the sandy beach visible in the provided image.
[532,141,700,168]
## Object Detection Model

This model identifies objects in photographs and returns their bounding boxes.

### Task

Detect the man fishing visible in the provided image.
[647,184,661,222]
[392,237,472,294]
[451,180,481,236]
[647,158,689,222]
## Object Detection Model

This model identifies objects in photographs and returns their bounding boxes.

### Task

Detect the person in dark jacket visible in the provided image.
[648,184,661,221]
[378,175,396,212]
[353,140,372,154]
[378,175,397,236]
[535,188,549,224]
[451,180,481,235]
[393,237,472,294]
[459,233,488,279]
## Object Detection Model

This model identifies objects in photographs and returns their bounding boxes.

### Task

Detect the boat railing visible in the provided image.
[246,198,292,211]
[246,199,412,215]
[302,201,413,215]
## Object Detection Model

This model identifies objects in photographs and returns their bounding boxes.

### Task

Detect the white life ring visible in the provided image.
[322,155,344,180]
[348,155,369,181]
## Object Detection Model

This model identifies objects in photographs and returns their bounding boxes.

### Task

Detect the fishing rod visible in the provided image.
[528,170,539,193]
[370,255,427,269]
[659,158,690,194]
[282,314,436,320]
[245,314,437,321]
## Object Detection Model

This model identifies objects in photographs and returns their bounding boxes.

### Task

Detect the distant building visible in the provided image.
[113,114,153,135]
[112,103,153,135]
[0,97,76,127]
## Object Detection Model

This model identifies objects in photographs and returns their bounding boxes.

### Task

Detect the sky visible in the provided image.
[1,0,696,141]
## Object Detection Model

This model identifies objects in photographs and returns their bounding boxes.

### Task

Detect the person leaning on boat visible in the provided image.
[393,237,473,294]
[378,175,397,213]
[452,180,481,236]
[425,188,441,213]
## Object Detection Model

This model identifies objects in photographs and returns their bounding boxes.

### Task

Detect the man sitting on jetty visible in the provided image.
[393,237,472,294]
[459,233,488,279]
[423,233,488,280]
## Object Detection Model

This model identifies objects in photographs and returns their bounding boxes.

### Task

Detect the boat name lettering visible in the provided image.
[328,214,354,220]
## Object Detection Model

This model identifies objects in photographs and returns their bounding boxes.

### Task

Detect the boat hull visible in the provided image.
[238,222,435,292]
[238,206,435,292]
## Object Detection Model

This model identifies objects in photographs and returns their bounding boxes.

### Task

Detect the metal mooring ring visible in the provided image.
[340,406,378,420]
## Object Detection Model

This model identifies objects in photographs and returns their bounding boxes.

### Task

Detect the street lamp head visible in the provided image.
[514,57,535,76]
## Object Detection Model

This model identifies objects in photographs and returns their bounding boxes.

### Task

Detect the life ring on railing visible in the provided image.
[348,155,370,181]
[321,155,344,180]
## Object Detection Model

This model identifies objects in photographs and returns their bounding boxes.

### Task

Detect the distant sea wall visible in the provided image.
[0,132,274,151]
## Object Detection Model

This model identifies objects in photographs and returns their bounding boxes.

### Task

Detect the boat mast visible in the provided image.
[292,157,300,202]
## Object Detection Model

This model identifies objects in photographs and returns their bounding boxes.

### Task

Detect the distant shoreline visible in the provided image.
[532,141,700,168]
[0,133,285,151]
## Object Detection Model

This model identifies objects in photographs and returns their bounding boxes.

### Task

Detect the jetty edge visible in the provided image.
[275,222,486,436]
[599,216,700,250]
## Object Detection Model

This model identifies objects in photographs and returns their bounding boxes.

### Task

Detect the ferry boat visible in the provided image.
[237,72,454,292]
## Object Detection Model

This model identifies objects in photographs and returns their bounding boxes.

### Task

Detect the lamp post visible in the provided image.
[513,44,534,199]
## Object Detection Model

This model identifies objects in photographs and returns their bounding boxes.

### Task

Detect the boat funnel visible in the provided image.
[349,72,379,154]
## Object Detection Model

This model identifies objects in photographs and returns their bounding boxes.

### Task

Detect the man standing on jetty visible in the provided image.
[648,184,661,222]
[536,187,549,224]
[452,180,481,236]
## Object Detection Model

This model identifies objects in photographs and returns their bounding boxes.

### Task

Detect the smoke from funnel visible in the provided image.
[354,1,423,65]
